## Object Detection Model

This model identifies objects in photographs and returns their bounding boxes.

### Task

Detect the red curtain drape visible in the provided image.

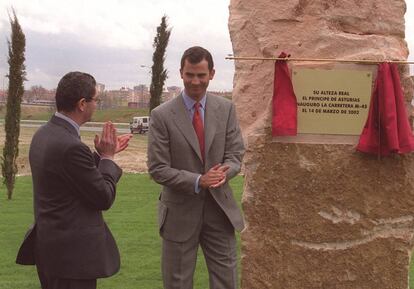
[357,63,414,156]
[272,52,297,136]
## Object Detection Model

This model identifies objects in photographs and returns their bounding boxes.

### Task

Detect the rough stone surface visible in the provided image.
[228,1,414,288]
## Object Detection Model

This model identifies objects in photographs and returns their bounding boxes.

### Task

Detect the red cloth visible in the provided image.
[357,63,414,156]
[272,52,297,136]
[193,102,205,162]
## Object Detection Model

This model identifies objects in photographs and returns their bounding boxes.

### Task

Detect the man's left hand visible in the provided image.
[115,134,133,153]
[210,165,229,188]
[94,122,117,159]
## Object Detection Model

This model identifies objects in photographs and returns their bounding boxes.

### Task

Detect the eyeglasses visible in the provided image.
[87,97,101,104]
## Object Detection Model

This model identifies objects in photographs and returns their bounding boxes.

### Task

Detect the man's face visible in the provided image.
[84,89,98,122]
[180,59,215,101]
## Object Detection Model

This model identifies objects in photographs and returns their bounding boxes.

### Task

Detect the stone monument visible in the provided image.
[229,1,414,288]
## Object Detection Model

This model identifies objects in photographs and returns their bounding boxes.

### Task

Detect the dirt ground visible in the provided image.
[0,126,149,176]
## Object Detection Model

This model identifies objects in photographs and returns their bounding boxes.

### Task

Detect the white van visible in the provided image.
[129,116,150,134]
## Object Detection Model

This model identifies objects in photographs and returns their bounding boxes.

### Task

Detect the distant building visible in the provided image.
[96,83,105,94]
[164,86,182,101]
[113,87,133,100]
[167,86,181,94]
[133,84,150,109]
[134,84,148,92]
[104,87,133,108]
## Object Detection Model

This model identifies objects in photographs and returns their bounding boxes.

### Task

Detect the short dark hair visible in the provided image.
[180,46,214,71]
[55,71,96,112]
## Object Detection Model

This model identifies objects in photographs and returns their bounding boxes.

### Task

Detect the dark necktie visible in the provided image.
[193,102,205,162]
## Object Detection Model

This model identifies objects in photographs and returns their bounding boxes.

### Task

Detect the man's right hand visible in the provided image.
[199,164,229,189]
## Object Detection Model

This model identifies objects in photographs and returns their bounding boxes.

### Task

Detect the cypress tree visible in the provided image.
[149,15,171,113]
[2,10,26,199]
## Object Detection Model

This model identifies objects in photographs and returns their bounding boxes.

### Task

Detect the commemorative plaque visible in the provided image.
[292,69,373,135]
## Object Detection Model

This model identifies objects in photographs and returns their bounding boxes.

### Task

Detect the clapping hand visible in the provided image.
[94,122,132,159]
[115,134,133,153]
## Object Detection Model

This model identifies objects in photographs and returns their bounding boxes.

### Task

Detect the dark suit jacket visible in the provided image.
[16,115,122,279]
[148,94,245,242]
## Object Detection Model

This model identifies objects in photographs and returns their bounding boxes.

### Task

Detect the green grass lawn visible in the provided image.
[0,105,54,121]
[3,174,414,288]
[92,108,149,123]
[0,105,148,123]
[0,174,244,289]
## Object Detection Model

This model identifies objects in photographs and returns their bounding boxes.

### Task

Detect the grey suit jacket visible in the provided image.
[148,94,245,242]
[16,115,122,279]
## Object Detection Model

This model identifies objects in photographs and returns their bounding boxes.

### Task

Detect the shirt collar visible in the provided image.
[182,90,207,111]
[54,112,80,136]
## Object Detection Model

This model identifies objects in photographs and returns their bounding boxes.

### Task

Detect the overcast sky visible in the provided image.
[0,0,413,91]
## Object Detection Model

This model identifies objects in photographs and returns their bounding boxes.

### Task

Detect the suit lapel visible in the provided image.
[204,94,219,159]
[171,95,203,162]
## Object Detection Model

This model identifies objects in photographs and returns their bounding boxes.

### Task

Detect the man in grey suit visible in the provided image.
[148,46,245,289]
[16,71,131,289]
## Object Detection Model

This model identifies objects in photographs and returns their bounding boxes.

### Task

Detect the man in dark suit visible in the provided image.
[16,71,131,289]
[148,46,245,289]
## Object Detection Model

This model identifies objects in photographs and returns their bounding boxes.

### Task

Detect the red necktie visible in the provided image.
[193,102,205,162]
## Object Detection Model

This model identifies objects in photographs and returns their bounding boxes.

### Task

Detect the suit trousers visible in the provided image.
[162,191,238,289]
[37,268,97,289]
